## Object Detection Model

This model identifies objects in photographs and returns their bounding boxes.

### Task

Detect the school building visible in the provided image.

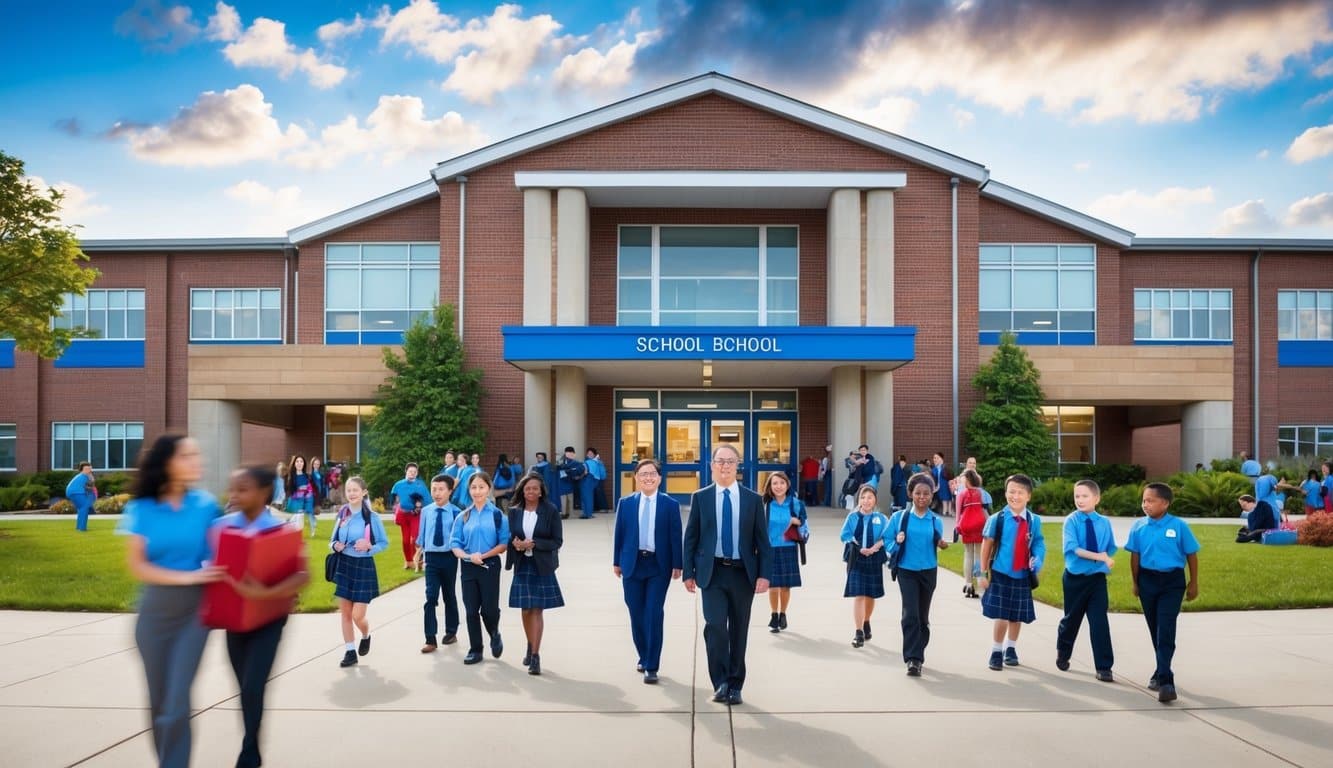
[1,73,1330,499]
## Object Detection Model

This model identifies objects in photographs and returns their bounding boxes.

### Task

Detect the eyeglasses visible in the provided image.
[712,458,739,466]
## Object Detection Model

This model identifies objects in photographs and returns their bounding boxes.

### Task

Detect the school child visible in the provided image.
[1125,482,1201,704]
[978,474,1046,671]
[1055,479,1117,682]
[886,473,949,676]
[955,469,987,598]
[390,463,431,570]
[416,474,462,652]
[450,471,511,664]
[330,476,390,668]
[840,484,890,648]
[287,456,317,538]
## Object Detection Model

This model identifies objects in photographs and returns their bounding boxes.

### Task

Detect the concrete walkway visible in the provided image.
[1,508,1330,767]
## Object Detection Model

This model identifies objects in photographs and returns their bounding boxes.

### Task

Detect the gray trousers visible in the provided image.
[135,585,209,768]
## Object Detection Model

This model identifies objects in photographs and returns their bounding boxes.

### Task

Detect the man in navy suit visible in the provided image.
[613,458,683,684]
[683,443,772,706]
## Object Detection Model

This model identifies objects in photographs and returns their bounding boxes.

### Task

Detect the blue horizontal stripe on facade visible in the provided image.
[188,339,282,345]
[1277,340,1333,367]
[1133,339,1233,346]
[978,331,1095,346]
[54,340,145,368]
[0,340,13,368]
[325,330,407,345]
[502,325,915,362]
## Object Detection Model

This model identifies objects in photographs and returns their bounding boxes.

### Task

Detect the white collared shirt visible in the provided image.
[521,509,537,556]
[713,482,741,558]
[638,492,658,551]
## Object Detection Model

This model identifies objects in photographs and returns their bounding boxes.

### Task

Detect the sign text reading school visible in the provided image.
[635,334,784,354]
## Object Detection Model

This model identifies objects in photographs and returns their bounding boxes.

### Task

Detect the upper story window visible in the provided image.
[1278,425,1333,457]
[52,421,143,471]
[1040,405,1095,467]
[53,289,145,340]
[325,243,439,343]
[1133,289,1232,342]
[979,244,1095,343]
[618,225,799,327]
[1278,290,1333,340]
[190,288,281,341]
[0,424,15,471]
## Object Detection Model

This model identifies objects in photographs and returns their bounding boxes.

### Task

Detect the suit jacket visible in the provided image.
[682,483,772,588]
[613,492,684,580]
[505,499,563,576]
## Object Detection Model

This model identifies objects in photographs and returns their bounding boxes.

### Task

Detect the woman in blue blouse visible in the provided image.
[450,471,511,665]
[886,473,950,677]
[330,475,390,668]
[119,434,224,768]
[762,472,806,633]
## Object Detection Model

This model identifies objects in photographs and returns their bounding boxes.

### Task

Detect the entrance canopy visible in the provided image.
[513,171,907,208]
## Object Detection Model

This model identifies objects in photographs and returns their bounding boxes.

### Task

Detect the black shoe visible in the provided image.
[852,629,864,648]
[1158,684,1177,703]
[339,650,357,668]
[712,684,730,703]
[768,612,780,632]
[988,651,1003,671]
[523,645,533,667]
[727,688,743,706]
[636,663,645,673]
[561,512,569,519]
[441,633,458,645]
[490,634,503,659]
[1147,676,1161,692]
[1004,647,1019,667]
[1096,670,1115,683]
[358,636,371,656]
[1056,657,1070,672]
[527,654,541,675]
[778,612,788,630]
[862,621,872,641]
[907,661,922,677]
[643,670,659,684]
[463,651,483,665]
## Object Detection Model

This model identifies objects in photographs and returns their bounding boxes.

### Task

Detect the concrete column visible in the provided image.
[525,371,553,466]
[865,371,894,476]
[826,189,862,326]
[865,190,895,326]
[189,399,242,497]
[1181,400,1233,472]
[553,365,586,457]
[829,366,862,498]
[556,188,589,326]
[523,189,553,325]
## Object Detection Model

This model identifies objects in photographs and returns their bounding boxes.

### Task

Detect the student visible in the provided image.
[416,474,461,652]
[492,453,517,508]
[954,469,987,598]
[66,461,96,532]
[889,455,910,510]
[271,461,287,510]
[286,456,316,538]
[978,473,1046,671]
[589,448,611,513]
[450,471,510,665]
[1126,482,1201,704]
[613,458,683,684]
[1055,479,1117,682]
[1301,469,1324,516]
[762,471,807,633]
[1323,461,1333,514]
[558,446,588,519]
[887,473,949,676]
[309,457,326,509]
[330,475,390,668]
[214,465,309,768]
[930,452,954,516]
[1235,494,1278,543]
[533,452,559,511]
[440,450,458,479]
[506,472,564,676]
[118,434,224,768]
[450,453,475,508]
[840,484,889,648]
[390,463,430,570]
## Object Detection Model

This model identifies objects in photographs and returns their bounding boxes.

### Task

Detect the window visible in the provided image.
[51,422,143,470]
[618,226,799,326]
[979,244,1096,342]
[1040,406,1095,467]
[0,424,15,471]
[191,288,282,341]
[1278,290,1333,340]
[1133,289,1232,341]
[325,406,378,464]
[53,290,145,340]
[1278,425,1333,458]
[325,243,440,339]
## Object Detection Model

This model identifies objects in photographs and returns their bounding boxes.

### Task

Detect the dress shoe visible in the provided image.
[643,670,659,684]
[1096,670,1115,683]
[778,613,788,630]
[490,633,504,658]
[441,634,458,645]
[527,654,541,675]
[1147,676,1161,691]
[907,660,922,677]
[852,629,864,648]
[727,688,743,706]
[988,651,1004,671]
[768,613,780,632]
[1004,647,1019,667]
[339,650,358,668]
[712,684,730,703]
[1158,684,1177,703]
[358,636,371,656]
[463,651,483,665]
[523,645,533,667]
[1055,657,1070,672]
[421,643,437,654]
[862,621,872,641]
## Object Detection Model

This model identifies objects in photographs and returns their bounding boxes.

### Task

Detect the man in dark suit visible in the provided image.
[613,458,683,684]
[683,443,772,706]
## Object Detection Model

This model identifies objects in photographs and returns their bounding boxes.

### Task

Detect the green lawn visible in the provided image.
[0,519,421,613]
[938,523,1333,612]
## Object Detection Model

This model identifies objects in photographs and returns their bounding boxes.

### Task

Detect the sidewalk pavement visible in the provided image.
[1,507,1330,767]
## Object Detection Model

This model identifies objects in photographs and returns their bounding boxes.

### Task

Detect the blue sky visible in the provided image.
[5,0,1333,239]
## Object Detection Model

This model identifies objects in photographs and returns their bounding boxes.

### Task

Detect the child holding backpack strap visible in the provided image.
[840,484,890,648]
[978,474,1046,671]
[330,476,389,668]
[886,473,949,677]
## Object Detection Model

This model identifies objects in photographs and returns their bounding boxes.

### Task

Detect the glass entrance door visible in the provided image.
[616,414,658,499]
[753,415,796,493]
[661,412,750,504]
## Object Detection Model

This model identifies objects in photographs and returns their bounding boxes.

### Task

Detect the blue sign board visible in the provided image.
[502,325,915,363]
[1277,340,1333,367]
[54,340,145,368]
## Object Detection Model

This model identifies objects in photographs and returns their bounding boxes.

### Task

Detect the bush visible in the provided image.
[93,493,132,515]
[49,499,75,514]
[0,485,50,511]
[96,473,134,496]
[1098,483,1146,517]
[1210,456,1242,474]
[1297,512,1333,547]
[29,470,76,498]
[1168,472,1253,517]
[1030,477,1074,516]
[1061,463,1147,489]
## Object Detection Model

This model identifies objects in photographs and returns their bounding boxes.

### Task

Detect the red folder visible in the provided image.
[202,524,304,632]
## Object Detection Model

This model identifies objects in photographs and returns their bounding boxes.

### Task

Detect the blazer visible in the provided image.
[505,499,563,576]
[613,492,684,580]
[682,483,772,589]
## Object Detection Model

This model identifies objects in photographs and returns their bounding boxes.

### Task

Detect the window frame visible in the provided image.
[189,288,283,342]
[1040,405,1096,468]
[50,421,144,471]
[1277,289,1333,341]
[52,289,146,341]
[978,243,1097,341]
[1277,425,1333,458]
[323,242,441,336]
[0,424,15,471]
[1132,288,1232,342]
[324,405,378,465]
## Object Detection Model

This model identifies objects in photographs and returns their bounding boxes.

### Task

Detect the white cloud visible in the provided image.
[221,180,320,234]
[554,32,654,90]
[1087,186,1215,225]
[223,16,348,89]
[224,179,301,207]
[114,0,201,50]
[1216,199,1278,234]
[827,94,919,133]
[1074,161,1091,171]
[1286,123,1333,163]
[109,84,307,167]
[1285,192,1333,227]
[1315,58,1333,77]
[205,1,241,41]
[283,94,487,170]
[1256,148,1270,160]
[1302,89,1333,108]
[949,104,975,130]
[25,176,109,223]
[318,13,367,44]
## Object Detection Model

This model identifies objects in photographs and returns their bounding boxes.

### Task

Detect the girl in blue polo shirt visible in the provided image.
[886,473,949,676]
[840,484,890,648]
[978,473,1046,671]
[1126,482,1200,704]
[1055,479,1118,682]
[450,471,511,665]
[330,475,390,668]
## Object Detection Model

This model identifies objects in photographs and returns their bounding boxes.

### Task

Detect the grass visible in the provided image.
[938,522,1333,612]
[0,519,422,613]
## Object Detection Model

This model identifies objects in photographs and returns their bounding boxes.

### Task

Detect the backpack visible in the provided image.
[498,463,513,481]
[566,459,586,481]
[990,510,1038,589]
[874,459,885,477]
[888,509,940,581]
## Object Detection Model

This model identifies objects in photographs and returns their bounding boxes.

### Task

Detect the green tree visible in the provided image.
[362,304,485,498]
[0,150,99,357]
[965,332,1057,485]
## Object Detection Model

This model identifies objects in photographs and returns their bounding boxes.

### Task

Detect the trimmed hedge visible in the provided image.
[0,485,50,511]
[93,493,132,515]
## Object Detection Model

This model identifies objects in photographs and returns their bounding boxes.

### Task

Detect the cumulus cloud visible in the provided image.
[204,1,241,41]
[114,0,201,50]
[108,84,308,167]
[1285,192,1333,226]
[1087,186,1215,225]
[950,105,975,130]
[318,13,368,44]
[222,180,319,234]
[377,1,562,103]
[221,13,348,88]
[1216,199,1278,233]
[554,32,655,90]
[1286,123,1333,163]
[827,94,919,133]
[224,179,301,207]
[283,94,487,170]
[25,176,109,223]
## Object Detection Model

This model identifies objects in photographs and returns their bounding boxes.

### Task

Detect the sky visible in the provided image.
[5,0,1333,239]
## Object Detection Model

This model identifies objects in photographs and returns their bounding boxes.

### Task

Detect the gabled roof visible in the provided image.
[287,180,438,244]
[80,237,289,252]
[430,72,991,184]
[981,181,1135,248]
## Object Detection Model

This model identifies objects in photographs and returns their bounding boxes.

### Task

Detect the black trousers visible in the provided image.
[225,616,287,768]
[422,552,460,642]
[1137,568,1186,685]
[896,568,936,663]
[1057,571,1114,671]
[701,562,755,690]
[460,558,501,653]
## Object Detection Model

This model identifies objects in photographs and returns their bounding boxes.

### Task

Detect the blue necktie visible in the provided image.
[1084,515,1098,553]
[721,488,734,558]
[640,495,652,551]
[433,507,445,548]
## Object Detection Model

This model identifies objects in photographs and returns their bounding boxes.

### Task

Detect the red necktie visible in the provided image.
[1011,515,1030,572]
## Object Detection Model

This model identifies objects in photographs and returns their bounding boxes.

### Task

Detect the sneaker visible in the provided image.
[1147,676,1161,692]
[907,661,922,677]
[358,636,371,656]
[768,613,781,633]
[862,621,872,641]
[778,613,788,630]
[1056,657,1070,672]
[1096,670,1115,683]
[852,629,865,648]
[988,651,1004,671]
[490,633,504,659]
[339,650,358,668]
[1158,684,1177,703]
[1004,647,1019,667]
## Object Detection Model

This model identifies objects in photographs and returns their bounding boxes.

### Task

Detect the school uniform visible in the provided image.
[450,502,511,655]
[1301,479,1323,515]
[886,507,945,664]
[1056,510,1117,673]
[65,472,94,531]
[1236,501,1277,543]
[451,466,477,508]
[416,501,462,644]
[118,490,222,768]
[1125,513,1200,687]
[931,464,953,511]
[765,497,806,587]
[506,499,565,609]
[288,472,316,536]
[390,476,431,563]
[980,507,1046,623]
[329,504,390,604]
[840,510,890,598]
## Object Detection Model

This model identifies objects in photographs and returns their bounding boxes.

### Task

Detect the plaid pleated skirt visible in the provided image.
[769,544,802,588]
[333,554,380,604]
[843,560,885,598]
[981,571,1037,623]
[508,557,565,609]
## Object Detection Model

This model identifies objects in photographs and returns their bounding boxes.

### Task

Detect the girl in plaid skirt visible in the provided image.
[506,472,564,676]
[840,484,889,648]
[978,474,1046,671]
[762,472,806,633]
[330,476,389,668]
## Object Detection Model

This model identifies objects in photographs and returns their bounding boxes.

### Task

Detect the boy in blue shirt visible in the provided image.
[416,474,461,652]
[1055,479,1117,682]
[1125,482,1201,704]
[978,474,1046,671]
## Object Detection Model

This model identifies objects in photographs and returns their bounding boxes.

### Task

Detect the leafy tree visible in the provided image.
[0,150,99,356]
[965,332,1057,485]
[362,304,485,498]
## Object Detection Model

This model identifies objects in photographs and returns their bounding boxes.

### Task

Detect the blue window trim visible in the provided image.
[0,340,14,368]
[978,331,1094,346]
[325,330,406,345]
[188,339,283,346]
[1277,340,1333,367]
[53,340,145,368]
[1133,339,1233,347]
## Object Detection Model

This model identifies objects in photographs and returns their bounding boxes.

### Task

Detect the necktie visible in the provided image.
[640,495,651,550]
[1011,514,1030,573]
[433,507,445,548]
[721,488,734,558]
[1083,515,1098,554]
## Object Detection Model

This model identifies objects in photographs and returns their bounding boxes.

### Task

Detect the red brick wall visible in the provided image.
[1132,424,1182,479]
[1095,406,1133,464]
[1259,254,1333,457]
[241,422,288,465]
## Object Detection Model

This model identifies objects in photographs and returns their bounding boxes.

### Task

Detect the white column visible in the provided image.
[524,371,552,467]
[826,189,862,326]
[523,188,552,325]
[189,399,242,497]
[556,188,589,326]
[864,190,895,326]
[865,371,894,497]
[1181,400,1233,472]
[553,365,586,457]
